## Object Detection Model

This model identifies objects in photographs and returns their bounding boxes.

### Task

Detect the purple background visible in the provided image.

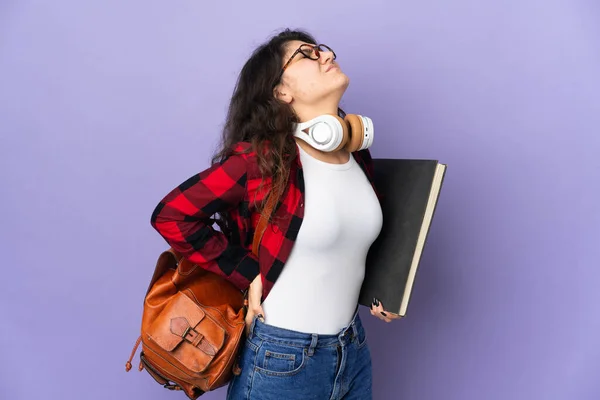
[1,1,599,399]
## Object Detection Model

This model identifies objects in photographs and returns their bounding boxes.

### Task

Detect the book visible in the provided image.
[359,159,447,317]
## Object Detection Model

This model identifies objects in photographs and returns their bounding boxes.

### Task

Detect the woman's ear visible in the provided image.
[273,85,293,104]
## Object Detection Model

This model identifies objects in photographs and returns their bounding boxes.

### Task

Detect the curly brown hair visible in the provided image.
[210,29,344,233]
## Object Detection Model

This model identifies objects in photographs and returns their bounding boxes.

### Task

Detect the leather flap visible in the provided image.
[147,292,207,352]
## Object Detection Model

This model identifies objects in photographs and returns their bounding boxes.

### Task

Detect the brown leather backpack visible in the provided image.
[125,191,276,399]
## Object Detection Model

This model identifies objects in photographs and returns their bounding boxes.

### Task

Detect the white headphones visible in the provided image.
[293,114,374,152]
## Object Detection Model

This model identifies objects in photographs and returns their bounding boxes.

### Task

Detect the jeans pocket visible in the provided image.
[356,327,368,349]
[255,341,307,377]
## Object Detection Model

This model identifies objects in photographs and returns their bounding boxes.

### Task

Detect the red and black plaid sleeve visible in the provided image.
[150,152,259,291]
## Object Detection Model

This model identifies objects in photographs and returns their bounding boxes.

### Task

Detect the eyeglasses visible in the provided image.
[275,44,336,84]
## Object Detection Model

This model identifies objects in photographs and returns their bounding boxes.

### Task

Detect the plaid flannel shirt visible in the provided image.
[151,141,378,300]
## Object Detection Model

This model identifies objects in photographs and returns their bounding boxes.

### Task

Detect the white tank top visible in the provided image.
[261,144,383,334]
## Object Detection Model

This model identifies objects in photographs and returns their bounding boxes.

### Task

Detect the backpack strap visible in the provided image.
[252,190,278,256]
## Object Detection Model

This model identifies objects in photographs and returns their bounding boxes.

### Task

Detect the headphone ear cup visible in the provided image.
[344,114,365,152]
[331,115,349,151]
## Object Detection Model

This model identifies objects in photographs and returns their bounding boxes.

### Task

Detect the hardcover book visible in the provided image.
[359,159,447,317]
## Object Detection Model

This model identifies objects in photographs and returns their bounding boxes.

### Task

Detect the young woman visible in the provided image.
[151,28,398,400]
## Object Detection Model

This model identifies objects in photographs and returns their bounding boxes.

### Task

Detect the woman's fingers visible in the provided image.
[370,298,388,322]
[244,305,265,334]
[370,298,399,323]
[254,305,265,321]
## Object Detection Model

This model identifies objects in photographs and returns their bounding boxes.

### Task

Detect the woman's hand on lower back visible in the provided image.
[245,274,265,334]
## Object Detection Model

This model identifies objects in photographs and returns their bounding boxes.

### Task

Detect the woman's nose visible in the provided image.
[318,50,333,64]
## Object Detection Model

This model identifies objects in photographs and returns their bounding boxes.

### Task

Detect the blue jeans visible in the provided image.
[226,309,372,400]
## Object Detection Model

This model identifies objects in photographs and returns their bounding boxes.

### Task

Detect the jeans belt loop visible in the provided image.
[351,322,359,342]
[307,333,318,357]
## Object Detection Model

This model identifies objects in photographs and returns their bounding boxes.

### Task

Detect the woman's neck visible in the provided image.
[293,101,340,123]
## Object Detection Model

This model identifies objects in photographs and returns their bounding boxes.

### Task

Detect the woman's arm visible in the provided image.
[150,152,259,291]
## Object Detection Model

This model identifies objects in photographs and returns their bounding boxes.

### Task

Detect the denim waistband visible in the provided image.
[247,307,364,349]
